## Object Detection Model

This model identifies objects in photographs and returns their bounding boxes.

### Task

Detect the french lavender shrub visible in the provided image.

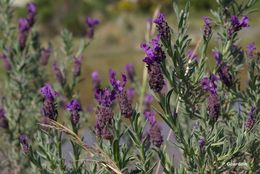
[0,0,258,173]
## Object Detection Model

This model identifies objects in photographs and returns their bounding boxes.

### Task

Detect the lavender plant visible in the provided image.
[0,0,258,173]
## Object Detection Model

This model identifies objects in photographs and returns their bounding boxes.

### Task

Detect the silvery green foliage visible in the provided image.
[0,0,46,173]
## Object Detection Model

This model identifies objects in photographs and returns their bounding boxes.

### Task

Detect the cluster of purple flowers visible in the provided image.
[228,16,249,39]
[66,99,82,126]
[85,17,100,39]
[198,138,206,152]
[201,75,221,122]
[19,134,29,153]
[213,51,233,88]
[202,16,212,40]
[109,69,133,118]
[0,53,12,71]
[91,71,101,90]
[246,43,256,58]
[141,35,165,93]
[18,3,37,49]
[73,55,83,77]
[245,106,256,130]
[94,87,115,140]
[154,13,171,41]
[40,84,58,121]
[0,107,8,129]
[142,94,163,147]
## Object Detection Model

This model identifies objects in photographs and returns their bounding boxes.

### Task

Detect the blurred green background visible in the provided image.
[1,0,260,108]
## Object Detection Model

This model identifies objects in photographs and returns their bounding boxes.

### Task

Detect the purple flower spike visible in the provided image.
[95,88,116,107]
[52,63,65,85]
[67,99,82,125]
[245,106,256,130]
[40,47,51,66]
[26,2,37,27]
[0,107,8,129]
[18,18,30,49]
[246,43,256,58]
[40,83,57,101]
[144,94,153,112]
[202,16,212,40]
[73,55,83,77]
[149,123,163,148]
[187,49,198,61]
[91,71,101,90]
[213,50,222,65]
[144,111,156,126]
[141,35,166,64]
[19,134,29,153]
[117,91,133,118]
[198,138,206,152]
[18,18,30,32]
[40,84,58,120]
[109,69,127,93]
[154,12,171,40]
[201,75,218,94]
[95,106,114,140]
[125,64,136,82]
[85,17,100,39]
[208,93,220,122]
[228,16,249,39]
[0,54,12,71]
[141,36,165,93]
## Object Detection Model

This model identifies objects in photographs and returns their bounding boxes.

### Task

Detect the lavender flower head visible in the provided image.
[213,51,233,87]
[109,69,127,93]
[213,50,222,65]
[92,71,101,90]
[208,93,220,122]
[85,17,100,39]
[141,35,165,93]
[187,49,198,61]
[0,107,8,129]
[26,2,37,27]
[198,138,206,152]
[40,83,57,101]
[18,18,30,49]
[201,75,219,94]
[154,12,171,40]
[95,87,116,107]
[246,43,256,58]
[141,35,166,63]
[73,55,83,77]
[109,69,133,118]
[40,84,58,120]
[19,134,29,153]
[228,16,249,39]
[144,111,156,126]
[40,47,51,66]
[245,106,256,129]
[0,54,12,71]
[144,94,153,112]
[149,123,163,148]
[125,64,136,82]
[94,86,115,139]
[52,63,65,85]
[202,16,212,40]
[66,99,82,125]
